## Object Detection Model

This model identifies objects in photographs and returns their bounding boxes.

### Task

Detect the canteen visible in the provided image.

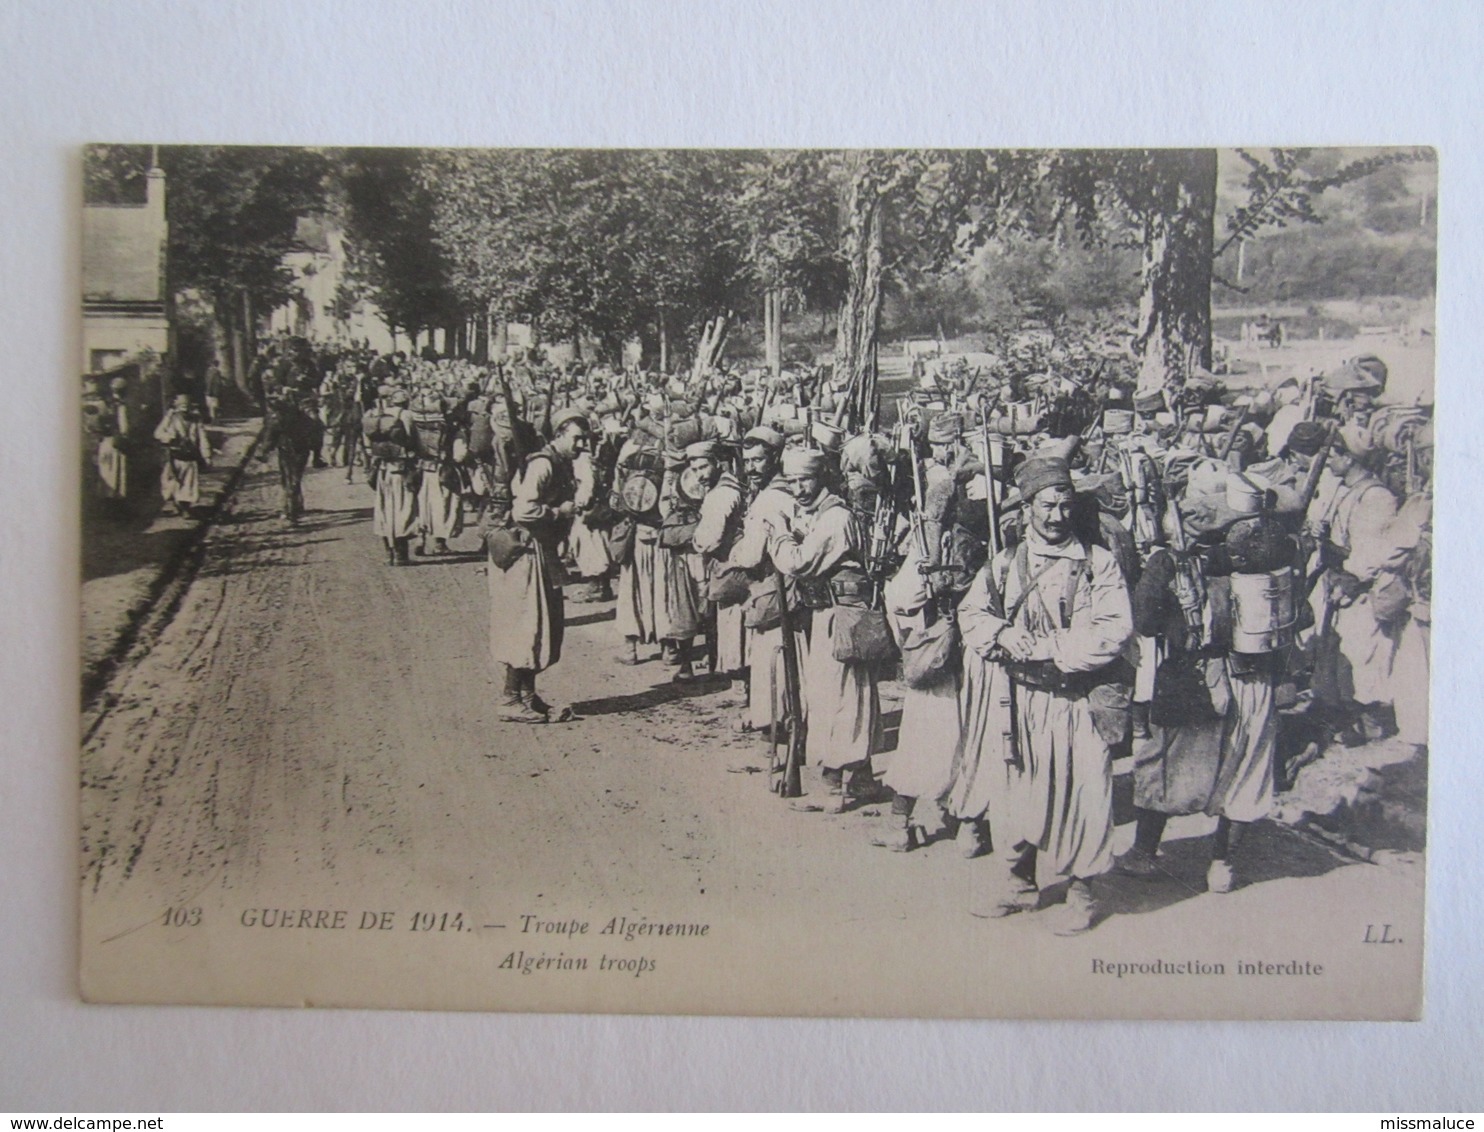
[1229,568,1297,654]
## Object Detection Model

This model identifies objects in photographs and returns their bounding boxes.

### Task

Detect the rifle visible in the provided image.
[773,566,806,799]
[1165,495,1208,646]
[975,409,1003,559]
[541,368,557,439]
[1296,422,1334,513]
[905,422,931,562]
[1216,406,1249,463]
[974,408,1021,769]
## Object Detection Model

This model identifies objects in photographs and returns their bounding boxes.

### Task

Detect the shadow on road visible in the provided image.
[1095,820,1355,921]
[572,673,731,717]
[567,607,617,627]
[405,550,487,567]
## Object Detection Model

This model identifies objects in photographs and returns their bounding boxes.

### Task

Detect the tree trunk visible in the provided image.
[474,309,490,362]
[834,154,886,427]
[241,290,257,369]
[765,287,783,375]
[570,331,583,362]
[493,315,508,361]
[1133,149,1218,393]
[658,303,669,375]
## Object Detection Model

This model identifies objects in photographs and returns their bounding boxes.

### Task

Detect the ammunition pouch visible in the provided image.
[794,576,833,611]
[369,440,409,463]
[828,574,873,609]
[830,604,897,665]
[486,525,532,570]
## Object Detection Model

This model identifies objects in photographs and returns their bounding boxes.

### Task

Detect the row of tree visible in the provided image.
[84,145,1433,401]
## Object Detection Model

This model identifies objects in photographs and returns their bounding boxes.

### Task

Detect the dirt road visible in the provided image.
[79,457,1425,1017]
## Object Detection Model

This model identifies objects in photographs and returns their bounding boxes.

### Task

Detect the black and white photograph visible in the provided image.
[77,144,1433,1019]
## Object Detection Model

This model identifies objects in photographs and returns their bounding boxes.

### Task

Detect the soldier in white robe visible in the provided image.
[878,544,962,849]
[153,394,211,515]
[92,377,131,508]
[487,408,589,723]
[1313,425,1410,744]
[363,387,419,564]
[410,399,464,554]
[955,455,1132,934]
[767,448,880,811]
[725,427,796,733]
[688,442,746,675]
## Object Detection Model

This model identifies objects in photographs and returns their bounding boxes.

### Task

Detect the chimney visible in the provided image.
[146,146,165,219]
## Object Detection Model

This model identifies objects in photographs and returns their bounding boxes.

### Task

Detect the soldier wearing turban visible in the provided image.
[766,449,881,808]
[951,454,1133,932]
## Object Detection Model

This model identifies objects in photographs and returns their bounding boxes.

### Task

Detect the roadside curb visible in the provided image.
[81,418,265,730]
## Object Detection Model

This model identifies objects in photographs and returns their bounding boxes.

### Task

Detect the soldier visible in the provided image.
[259,389,320,524]
[1312,424,1409,747]
[878,512,975,852]
[686,440,747,677]
[724,426,795,733]
[955,455,1133,933]
[612,420,664,667]
[656,444,707,681]
[410,395,463,555]
[488,407,590,723]
[153,393,211,517]
[1118,472,1299,893]
[91,376,132,513]
[766,448,881,812]
[363,386,419,565]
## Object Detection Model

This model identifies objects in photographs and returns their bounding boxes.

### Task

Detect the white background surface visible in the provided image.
[2,0,1481,1111]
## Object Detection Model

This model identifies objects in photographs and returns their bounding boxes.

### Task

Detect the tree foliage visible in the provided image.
[336,149,462,339]
[1217,147,1434,262]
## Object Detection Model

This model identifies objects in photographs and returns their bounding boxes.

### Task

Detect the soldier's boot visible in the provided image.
[828,764,872,814]
[384,540,396,567]
[672,639,694,682]
[617,638,639,666]
[394,538,411,566]
[498,667,547,724]
[415,535,429,556]
[957,818,992,860]
[1131,701,1151,741]
[970,853,1041,920]
[1115,808,1166,878]
[523,672,574,723]
[1043,877,1099,936]
[870,796,920,852]
[434,538,449,555]
[822,766,844,795]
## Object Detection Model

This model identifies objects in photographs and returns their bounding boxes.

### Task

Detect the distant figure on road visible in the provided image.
[204,361,227,422]
[153,393,211,517]
[260,390,321,525]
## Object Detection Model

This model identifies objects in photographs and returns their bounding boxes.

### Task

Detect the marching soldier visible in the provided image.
[410,394,464,555]
[363,386,419,565]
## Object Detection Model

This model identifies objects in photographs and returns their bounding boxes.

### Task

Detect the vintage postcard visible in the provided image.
[79,146,1431,1018]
